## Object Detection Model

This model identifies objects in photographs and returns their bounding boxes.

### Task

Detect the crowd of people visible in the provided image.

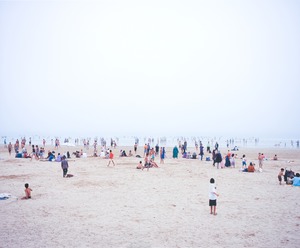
[4,137,300,201]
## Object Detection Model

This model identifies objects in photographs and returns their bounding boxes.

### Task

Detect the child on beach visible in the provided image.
[278,168,284,185]
[21,183,32,199]
[230,153,235,168]
[136,161,143,169]
[242,154,247,170]
[209,178,219,215]
[107,150,115,166]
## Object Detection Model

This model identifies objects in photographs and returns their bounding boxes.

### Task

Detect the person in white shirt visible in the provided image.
[209,178,219,215]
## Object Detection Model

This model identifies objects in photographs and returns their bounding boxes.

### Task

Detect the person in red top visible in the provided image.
[107,150,115,167]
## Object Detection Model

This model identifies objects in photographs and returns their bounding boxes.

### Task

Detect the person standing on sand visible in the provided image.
[160,147,165,164]
[134,143,138,154]
[61,156,69,177]
[107,150,115,166]
[173,146,179,159]
[199,142,204,161]
[215,142,219,150]
[209,178,219,215]
[155,144,159,156]
[214,151,222,169]
[8,142,12,156]
[207,142,211,153]
[258,153,265,171]
[278,168,284,185]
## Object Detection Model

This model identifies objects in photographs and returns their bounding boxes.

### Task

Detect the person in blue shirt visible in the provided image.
[292,173,300,186]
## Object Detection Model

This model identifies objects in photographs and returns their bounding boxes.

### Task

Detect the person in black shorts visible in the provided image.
[209,178,219,215]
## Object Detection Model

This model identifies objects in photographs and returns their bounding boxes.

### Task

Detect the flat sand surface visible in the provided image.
[1,145,300,248]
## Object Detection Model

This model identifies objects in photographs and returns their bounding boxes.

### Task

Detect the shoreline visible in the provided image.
[1,135,300,149]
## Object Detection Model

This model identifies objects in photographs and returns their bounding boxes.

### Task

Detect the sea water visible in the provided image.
[1,135,299,149]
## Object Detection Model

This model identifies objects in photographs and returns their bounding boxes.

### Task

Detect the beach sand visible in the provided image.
[0,145,299,248]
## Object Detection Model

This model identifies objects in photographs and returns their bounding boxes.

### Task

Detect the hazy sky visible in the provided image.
[1,0,299,138]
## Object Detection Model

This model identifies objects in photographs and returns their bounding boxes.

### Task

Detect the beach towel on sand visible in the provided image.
[0,193,11,200]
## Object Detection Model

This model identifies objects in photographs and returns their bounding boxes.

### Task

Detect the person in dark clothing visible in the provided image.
[61,156,69,177]
[214,151,222,169]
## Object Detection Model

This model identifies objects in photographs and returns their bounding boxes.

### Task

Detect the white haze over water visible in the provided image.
[0,0,300,139]
[1,135,299,150]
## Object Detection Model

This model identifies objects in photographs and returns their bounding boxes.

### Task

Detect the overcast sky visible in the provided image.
[0,0,299,138]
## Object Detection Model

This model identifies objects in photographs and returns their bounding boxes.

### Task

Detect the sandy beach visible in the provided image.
[0,144,299,248]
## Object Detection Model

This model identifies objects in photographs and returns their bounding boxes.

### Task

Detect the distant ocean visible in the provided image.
[1,135,299,149]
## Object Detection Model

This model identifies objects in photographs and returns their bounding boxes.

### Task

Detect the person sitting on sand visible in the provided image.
[73,151,81,158]
[21,147,31,158]
[273,154,278,160]
[55,153,62,162]
[45,151,55,161]
[192,152,197,159]
[243,162,255,172]
[21,183,32,199]
[284,168,295,184]
[128,150,133,157]
[150,159,159,168]
[231,146,239,151]
[121,150,127,157]
[136,161,143,169]
[291,173,300,186]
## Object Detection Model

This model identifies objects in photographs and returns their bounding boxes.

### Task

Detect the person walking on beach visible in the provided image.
[61,156,69,177]
[107,150,115,166]
[209,178,219,215]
